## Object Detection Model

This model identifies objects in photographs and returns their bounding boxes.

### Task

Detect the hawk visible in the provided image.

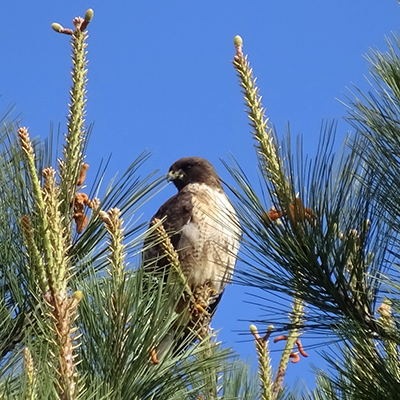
[143,157,240,360]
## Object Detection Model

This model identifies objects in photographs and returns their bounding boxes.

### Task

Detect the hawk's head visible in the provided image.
[167,157,222,191]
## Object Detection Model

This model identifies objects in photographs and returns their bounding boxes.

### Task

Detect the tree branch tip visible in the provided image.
[73,290,83,301]
[377,302,392,318]
[249,324,258,335]
[79,9,94,31]
[85,9,94,22]
[233,35,243,47]
[152,217,162,225]
[17,126,28,135]
[51,22,63,32]
[250,324,264,342]
[262,325,274,341]
[69,297,81,311]
[42,166,56,178]
[51,22,73,35]
[233,35,244,60]
[99,210,109,223]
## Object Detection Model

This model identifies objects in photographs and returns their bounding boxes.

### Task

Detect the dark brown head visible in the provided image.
[167,157,222,191]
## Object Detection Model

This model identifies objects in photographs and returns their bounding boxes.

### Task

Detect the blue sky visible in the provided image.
[2,0,400,391]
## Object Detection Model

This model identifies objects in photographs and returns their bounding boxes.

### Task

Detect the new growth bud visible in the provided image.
[234,35,243,47]
[249,324,258,335]
[80,8,94,30]
[85,9,94,22]
[51,23,63,33]
[73,290,84,302]
[51,22,73,35]
[233,35,244,60]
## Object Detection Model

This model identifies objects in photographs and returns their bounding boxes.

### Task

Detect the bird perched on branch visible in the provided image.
[143,157,240,362]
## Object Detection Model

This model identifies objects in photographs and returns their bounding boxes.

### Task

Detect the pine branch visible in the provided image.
[272,298,304,399]
[56,9,93,242]
[229,35,400,347]
[19,130,82,399]
[250,325,273,400]
[23,347,35,400]
[232,37,309,398]
[377,300,400,381]
[42,167,67,293]
[151,218,190,295]
[101,208,127,288]
[18,127,55,280]
[99,207,130,391]
[21,215,48,294]
[12,10,95,398]
[232,35,293,205]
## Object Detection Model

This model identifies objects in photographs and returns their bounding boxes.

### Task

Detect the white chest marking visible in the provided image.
[177,183,240,294]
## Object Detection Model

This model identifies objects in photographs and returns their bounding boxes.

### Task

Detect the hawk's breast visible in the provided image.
[176,183,240,297]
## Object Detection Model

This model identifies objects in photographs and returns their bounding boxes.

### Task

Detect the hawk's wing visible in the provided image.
[143,188,193,271]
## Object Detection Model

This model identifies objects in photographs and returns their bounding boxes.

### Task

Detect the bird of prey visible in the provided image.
[143,157,240,360]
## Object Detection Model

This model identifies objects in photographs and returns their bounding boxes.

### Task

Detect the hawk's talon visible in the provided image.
[193,303,208,315]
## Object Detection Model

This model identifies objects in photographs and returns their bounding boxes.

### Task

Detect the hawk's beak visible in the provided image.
[167,170,182,182]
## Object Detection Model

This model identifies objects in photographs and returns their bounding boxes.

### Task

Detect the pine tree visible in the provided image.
[2,7,400,400]
[229,31,400,400]
[0,10,258,400]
